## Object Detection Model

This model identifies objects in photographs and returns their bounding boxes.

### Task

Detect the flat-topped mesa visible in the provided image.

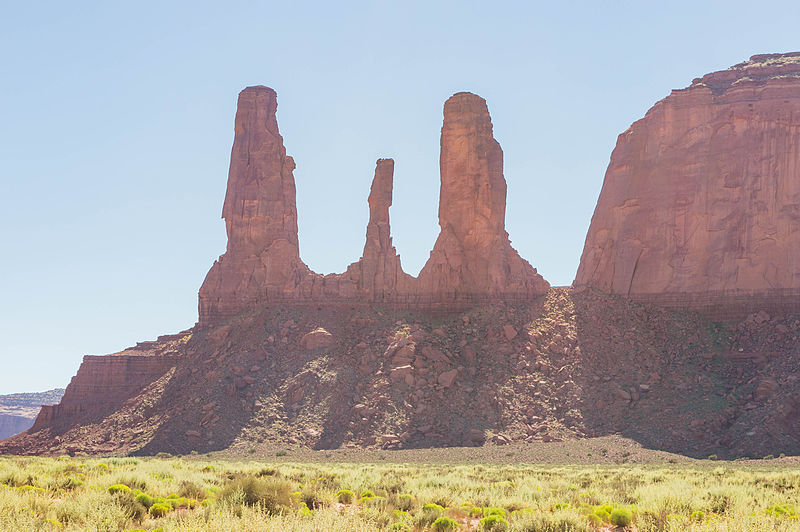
[199,86,310,323]
[417,92,549,302]
[575,52,800,319]
[344,158,413,299]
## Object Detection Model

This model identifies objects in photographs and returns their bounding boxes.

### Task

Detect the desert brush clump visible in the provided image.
[336,489,355,503]
[217,475,292,513]
[431,515,459,530]
[480,513,509,531]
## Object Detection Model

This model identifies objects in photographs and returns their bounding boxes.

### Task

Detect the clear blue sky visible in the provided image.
[2,0,798,393]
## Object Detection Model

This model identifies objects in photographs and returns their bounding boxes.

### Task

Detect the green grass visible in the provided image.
[1,455,800,530]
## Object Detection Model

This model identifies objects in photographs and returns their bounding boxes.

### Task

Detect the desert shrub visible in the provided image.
[610,507,633,526]
[766,504,798,518]
[423,502,446,515]
[337,489,355,503]
[389,523,411,531]
[377,472,406,494]
[256,468,279,477]
[690,510,705,521]
[179,480,206,499]
[364,495,388,509]
[360,489,375,499]
[586,513,602,527]
[706,492,731,514]
[135,492,155,508]
[114,477,148,491]
[414,503,447,527]
[432,516,459,530]
[1,472,26,487]
[113,490,147,520]
[149,503,171,518]
[154,452,172,459]
[360,507,391,528]
[59,476,84,490]
[217,475,292,513]
[311,472,338,489]
[484,506,506,517]
[201,465,215,472]
[300,485,326,509]
[480,514,509,531]
[107,484,131,495]
[297,501,312,516]
[397,493,416,510]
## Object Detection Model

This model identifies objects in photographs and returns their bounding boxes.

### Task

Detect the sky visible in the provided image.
[1,0,799,393]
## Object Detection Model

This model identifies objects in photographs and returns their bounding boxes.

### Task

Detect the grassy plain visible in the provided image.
[1,450,800,531]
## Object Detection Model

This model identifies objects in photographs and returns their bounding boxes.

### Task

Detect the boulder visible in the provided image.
[299,328,335,350]
[438,369,458,388]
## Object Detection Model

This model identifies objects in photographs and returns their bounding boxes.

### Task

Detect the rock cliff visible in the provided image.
[199,88,548,323]
[0,389,64,440]
[575,53,800,318]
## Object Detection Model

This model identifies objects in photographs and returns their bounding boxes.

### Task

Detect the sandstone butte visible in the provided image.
[575,52,800,319]
[198,87,549,323]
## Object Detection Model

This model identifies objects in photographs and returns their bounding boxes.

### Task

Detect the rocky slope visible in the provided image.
[4,290,800,459]
[576,53,800,319]
[0,389,64,440]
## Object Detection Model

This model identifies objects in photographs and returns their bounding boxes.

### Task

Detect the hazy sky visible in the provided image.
[2,0,799,393]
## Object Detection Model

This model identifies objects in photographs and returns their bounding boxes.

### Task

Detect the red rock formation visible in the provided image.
[199,86,310,323]
[198,87,548,324]
[575,53,800,318]
[30,350,179,432]
[344,158,413,299]
[417,92,549,302]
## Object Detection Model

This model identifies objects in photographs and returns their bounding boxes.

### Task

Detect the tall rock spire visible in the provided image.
[345,159,411,299]
[417,92,549,302]
[199,86,309,323]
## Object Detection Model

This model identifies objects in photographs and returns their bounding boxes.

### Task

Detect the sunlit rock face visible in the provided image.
[575,53,800,318]
[416,92,549,303]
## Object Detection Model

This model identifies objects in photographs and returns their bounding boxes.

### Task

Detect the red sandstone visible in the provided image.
[199,88,548,323]
[575,53,800,318]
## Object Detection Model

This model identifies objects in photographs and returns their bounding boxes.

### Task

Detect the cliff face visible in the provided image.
[0,389,65,441]
[27,336,185,434]
[199,88,548,323]
[575,53,800,318]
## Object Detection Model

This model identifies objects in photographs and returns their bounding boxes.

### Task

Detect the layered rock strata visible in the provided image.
[31,346,181,432]
[575,53,800,319]
[199,87,547,323]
